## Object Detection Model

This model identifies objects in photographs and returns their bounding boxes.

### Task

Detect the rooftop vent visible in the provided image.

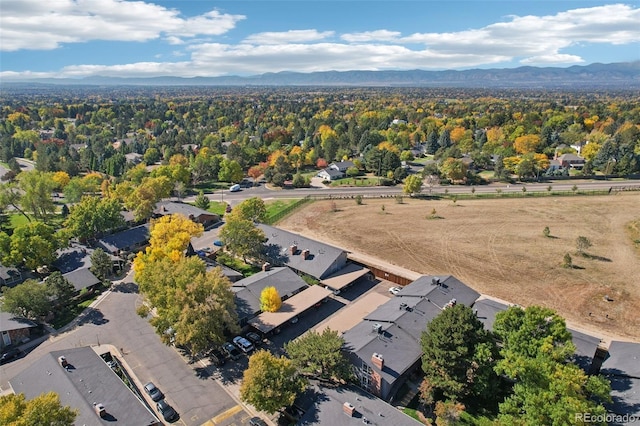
[399,303,408,311]
[445,298,457,308]
[58,356,68,368]
[372,323,382,334]
[343,402,356,417]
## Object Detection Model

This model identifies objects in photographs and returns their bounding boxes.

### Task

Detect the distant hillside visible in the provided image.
[3,62,639,89]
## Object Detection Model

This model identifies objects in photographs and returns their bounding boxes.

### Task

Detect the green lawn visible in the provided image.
[265,199,301,217]
[50,293,101,329]
[9,213,30,229]
[478,170,495,180]
[330,176,381,187]
[205,201,228,216]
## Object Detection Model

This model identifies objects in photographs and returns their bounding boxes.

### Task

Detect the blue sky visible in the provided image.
[1,1,639,80]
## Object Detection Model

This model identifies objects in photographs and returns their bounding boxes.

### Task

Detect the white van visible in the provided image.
[229,184,240,192]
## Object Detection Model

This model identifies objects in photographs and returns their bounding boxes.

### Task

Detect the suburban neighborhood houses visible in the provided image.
[1,82,639,424]
[4,201,638,425]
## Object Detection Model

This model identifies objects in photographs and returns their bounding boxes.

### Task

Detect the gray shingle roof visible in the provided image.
[0,263,22,286]
[54,245,92,274]
[258,225,347,279]
[343,299,442,393]
[297,382,421,425]
[568,328,601,373]
[607,376,640,419]
[0,311,37,333]
[473,298,509,331]
[10,347,159,425]
[397,275,480,308]
[62,268,101,292]
[233,267,308,322]
[154,201,217,221]
[98,223,150,254]
[602,341,640,378]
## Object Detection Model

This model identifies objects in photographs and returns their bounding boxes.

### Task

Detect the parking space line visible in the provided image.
[203,404,243,425]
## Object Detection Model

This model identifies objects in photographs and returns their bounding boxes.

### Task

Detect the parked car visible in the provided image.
[249,417,268,426]
[388,286,402,295]
[209,348,226,367]
[143,382,164,402]
[222,342,241,360]
[233,336,254,353]
[245,332,262,346]
[229,184,240,192]
[156,400,179,422]
[0,347,21,364]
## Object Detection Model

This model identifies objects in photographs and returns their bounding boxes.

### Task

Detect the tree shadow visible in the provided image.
[77,308,109,326]
[112,282,139,293]
[581,253,612,262]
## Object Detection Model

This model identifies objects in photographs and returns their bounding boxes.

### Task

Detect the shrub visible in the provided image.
[355,195,363,205]
[136,304,150,318]
[543,226,550,238]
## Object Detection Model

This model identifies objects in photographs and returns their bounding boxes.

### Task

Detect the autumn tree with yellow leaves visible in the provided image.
[133,214,238,352]
[260,286,282,313]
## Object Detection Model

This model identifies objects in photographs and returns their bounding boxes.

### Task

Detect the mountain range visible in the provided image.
[3,62,639,89]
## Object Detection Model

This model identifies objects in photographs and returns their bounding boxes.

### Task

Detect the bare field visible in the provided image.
[278,193,640,341]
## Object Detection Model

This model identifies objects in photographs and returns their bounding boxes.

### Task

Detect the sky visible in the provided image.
[1,0,639,80]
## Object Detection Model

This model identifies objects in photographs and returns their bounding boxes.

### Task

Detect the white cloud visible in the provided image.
[402,4,640,65]
[1,3,638,78]
[242,30,334,45]
[341,30,401,43]
[0,0,245,51]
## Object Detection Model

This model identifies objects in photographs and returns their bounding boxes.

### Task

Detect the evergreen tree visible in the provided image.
[421,304,500,409]
[426,131,439,155]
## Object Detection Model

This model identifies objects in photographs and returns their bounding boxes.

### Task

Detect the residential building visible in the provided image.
[97,223,150,256]
[342,275,480,400]
[296,381,421,425]
[154,201,219,229]
[329,161,356,173]
[0,312,38,349]
[600,341,640,422]
[258,225,348,280]
[232,267,308,326]
[62,267,102,295]
[10,347,160,425]
[317,168,344,181]
[0,263,23,288]
[558,153,586,169]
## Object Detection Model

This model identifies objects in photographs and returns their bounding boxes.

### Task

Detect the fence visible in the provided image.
[264,185,638,224]
[264,196,313,225]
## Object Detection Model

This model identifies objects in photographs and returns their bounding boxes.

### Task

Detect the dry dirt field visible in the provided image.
[278,193,640,341]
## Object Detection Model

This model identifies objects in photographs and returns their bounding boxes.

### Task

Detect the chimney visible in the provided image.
[301,249,310,260]
[262,262,271,272]
[371,353,384,370]
[289,244,297,255]
[58,356,68,368]
[343,402,355,417]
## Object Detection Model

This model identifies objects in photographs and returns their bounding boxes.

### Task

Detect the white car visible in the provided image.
[233,336,254,353]
[388,286,402,295]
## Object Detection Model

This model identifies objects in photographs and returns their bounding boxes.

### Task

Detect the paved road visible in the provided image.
[0,273,251,426]
[187,178,640,206]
